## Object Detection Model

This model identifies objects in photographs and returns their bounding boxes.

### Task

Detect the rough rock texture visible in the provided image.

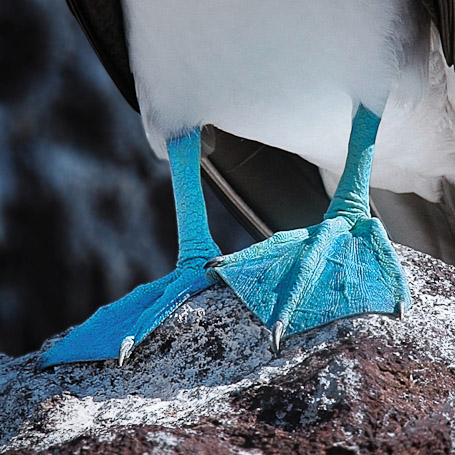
[0,244,454,455]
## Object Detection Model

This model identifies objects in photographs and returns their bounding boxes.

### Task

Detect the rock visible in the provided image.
[0,244,454,455]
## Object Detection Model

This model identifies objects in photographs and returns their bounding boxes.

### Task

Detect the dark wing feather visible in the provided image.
[66,0,140,112]
[422,0,455,66]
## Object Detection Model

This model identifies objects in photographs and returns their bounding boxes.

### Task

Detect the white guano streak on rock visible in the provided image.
[0,244,454,453]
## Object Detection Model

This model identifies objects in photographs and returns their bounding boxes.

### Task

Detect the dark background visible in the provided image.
[0,0,251,356]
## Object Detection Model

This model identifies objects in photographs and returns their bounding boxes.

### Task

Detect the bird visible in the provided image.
[37,0,455,369]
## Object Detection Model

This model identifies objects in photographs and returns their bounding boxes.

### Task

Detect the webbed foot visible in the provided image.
[208,215,411,350]
[37,259,218,370]
[37,128,221,370]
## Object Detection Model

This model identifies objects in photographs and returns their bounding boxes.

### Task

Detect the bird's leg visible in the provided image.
[208,104,411,350]
[323,104,380,224]
[37,128,220,369]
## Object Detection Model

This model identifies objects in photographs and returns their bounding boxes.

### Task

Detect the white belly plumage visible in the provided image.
[122,0,455,202]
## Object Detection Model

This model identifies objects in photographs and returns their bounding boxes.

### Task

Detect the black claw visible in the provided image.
[204,257,224,269]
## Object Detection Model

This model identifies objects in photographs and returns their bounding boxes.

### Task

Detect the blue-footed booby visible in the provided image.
[37,0,455,369]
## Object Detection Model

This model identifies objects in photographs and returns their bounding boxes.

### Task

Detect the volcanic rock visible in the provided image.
[0,244,454,455]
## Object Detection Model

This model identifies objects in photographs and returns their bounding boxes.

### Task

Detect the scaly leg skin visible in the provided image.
[37,129,220,370]
[207,104,411,351]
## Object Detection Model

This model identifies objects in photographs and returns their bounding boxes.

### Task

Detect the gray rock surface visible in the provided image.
[0,244,454,454]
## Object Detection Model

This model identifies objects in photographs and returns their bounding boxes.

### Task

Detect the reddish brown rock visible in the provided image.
[1,244,455,455]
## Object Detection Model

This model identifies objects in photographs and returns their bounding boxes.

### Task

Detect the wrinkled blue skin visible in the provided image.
[37,130,220,369]
[210,105,411,336]
[37,104,410,370]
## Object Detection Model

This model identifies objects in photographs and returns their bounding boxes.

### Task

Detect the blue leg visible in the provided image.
[208,105,411,350]
[37,128,220,369]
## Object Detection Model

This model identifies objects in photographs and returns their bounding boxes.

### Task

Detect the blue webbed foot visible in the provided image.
[208,215,411,349]
[206,103,411,351]
[37,258,219,370]
[37,128,221,370]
